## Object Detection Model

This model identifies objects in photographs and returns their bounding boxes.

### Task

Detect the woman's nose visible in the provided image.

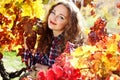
[52,15,58,21]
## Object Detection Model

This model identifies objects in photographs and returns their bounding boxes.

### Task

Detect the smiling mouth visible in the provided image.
[50,21,57,25]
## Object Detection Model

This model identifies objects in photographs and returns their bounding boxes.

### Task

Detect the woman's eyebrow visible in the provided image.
[52,9,68,18]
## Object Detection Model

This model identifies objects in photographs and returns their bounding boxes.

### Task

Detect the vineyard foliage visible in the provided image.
[0,0,45,52]
[0,0,120,79]
[0,0,119,52]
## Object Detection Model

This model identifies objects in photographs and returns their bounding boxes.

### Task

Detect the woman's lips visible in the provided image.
[50,21,57,25]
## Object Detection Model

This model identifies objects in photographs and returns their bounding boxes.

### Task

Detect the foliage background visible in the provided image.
[0,0,119,80]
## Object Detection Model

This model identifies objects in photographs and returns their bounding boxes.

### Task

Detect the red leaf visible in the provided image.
[52,64,64,79]
[116,2,120,9]
[106,53,113,60]
[46,68,56,80]
[37,71,46,80]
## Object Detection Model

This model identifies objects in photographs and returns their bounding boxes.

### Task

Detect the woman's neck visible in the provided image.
[53,31,63,37]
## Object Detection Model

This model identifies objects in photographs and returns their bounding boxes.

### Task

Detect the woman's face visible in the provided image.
[48,4,69,37]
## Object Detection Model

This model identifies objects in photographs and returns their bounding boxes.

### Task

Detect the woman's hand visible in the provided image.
[35,63,49,73]
[29,63,49,79]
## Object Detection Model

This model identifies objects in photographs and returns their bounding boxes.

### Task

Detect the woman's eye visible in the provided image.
[59,16,64,20]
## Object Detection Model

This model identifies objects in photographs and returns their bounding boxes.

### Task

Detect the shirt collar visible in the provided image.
[53,32,64,41]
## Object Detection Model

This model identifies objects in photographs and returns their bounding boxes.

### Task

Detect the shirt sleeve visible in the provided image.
[22,50,32,67]
[34,53,49,66]
[22,50,49,68]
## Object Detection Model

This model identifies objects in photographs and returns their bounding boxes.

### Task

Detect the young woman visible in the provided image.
[21,0,86,79]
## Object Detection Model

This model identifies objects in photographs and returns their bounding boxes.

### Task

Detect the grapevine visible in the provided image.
[0,0,44,79]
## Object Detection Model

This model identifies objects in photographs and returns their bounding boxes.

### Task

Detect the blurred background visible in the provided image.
[0,0,119,80]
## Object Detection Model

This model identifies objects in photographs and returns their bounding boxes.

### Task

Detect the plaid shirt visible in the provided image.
[23,33,64,68]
